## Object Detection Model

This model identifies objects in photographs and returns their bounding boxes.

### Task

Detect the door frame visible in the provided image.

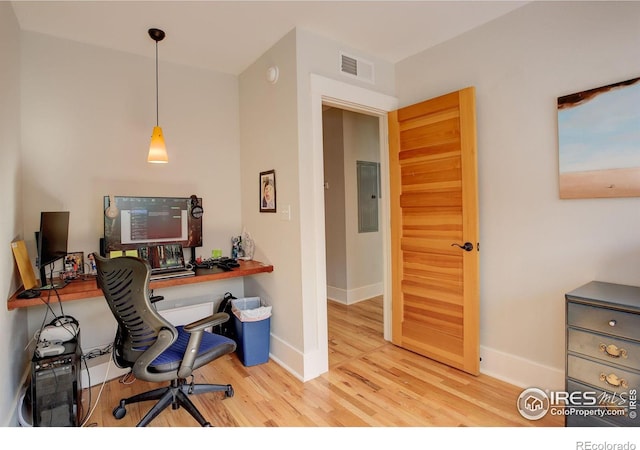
[309,74,398,375]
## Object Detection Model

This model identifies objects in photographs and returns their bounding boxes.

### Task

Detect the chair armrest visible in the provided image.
[132,328,177,382]
[177,312,231,378]
[183,312,230,333]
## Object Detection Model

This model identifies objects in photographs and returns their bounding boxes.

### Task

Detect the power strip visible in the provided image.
[35,342,65,358]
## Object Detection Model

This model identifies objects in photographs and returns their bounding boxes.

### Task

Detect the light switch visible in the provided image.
[280,204,291,221]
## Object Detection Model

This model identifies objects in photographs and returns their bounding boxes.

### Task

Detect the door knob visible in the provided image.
[451,242,474,252]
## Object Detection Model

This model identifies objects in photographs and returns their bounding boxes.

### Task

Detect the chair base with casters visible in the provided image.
[113,378,234,427]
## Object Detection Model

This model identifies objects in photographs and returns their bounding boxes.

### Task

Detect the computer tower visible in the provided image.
[31,338,82,427]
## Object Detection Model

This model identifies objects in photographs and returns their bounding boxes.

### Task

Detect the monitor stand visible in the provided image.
[38,265,69,290]
[38,281,68,291]
[37,279,69,291]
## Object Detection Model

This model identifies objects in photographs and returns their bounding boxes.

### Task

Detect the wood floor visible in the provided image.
[80,296,562,427]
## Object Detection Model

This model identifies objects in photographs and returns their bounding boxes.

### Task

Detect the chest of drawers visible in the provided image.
[565,281,640,427]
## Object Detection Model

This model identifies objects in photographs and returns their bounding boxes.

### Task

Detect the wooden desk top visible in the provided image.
[7,259,273,310]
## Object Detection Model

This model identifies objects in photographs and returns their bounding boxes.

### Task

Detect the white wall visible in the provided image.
[18,31,245,381]
[324,108,383,304]
[0,2,30,427]
[396,1,640,389]
[342,110,382,301]
[239,28,396,381]
[239,30,306,376]
[296,30,395,379]
[323,108,348,292]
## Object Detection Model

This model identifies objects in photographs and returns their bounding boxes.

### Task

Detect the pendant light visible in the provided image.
[147,28,168,163]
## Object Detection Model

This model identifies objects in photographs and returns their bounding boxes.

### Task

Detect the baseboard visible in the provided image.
[7,364,32,426]
[268,332,306,380]
[327,282,383,305]
[480,345,564,391]
[81,352,129,388]
[326,286,347,303]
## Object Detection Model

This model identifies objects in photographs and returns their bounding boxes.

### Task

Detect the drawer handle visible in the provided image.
[608,319,617,327]
[599,372,628,388]
[599,343,628,359]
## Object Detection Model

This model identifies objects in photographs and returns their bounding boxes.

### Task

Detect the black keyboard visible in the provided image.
[195,257,240,271]
[150,270,195,281]
[17,289,42,299]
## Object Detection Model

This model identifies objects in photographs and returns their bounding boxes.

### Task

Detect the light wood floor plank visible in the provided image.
[80,297,562,427]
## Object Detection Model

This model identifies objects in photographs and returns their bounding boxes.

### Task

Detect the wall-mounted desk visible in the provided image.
[7,260,273,310]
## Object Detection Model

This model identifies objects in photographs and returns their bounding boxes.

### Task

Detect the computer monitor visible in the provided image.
[37,211,70,290]
[102,196,202,253]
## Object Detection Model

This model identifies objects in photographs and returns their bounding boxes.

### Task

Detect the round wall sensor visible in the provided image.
[266,66,279,84]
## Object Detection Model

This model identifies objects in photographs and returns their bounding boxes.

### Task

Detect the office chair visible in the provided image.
[93,254,236,427]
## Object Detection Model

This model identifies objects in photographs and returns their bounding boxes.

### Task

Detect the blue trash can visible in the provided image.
[231,298,271,366]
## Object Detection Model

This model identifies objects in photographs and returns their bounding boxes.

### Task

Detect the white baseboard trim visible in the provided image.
[326,286,347,303]
[327,282,383,305]
[268,333,305,381]
[8,364,32,426]
[81,352,129,388]
[480,345,564,391]
[268,332,329,382]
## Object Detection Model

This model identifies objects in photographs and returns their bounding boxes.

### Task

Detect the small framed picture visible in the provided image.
[259,170,276,213]
[63,251,84,280]
[87,253,97,276]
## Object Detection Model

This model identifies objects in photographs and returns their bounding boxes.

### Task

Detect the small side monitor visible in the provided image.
[37,211,70,289]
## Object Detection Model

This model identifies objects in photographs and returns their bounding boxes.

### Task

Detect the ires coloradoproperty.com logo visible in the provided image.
[517,387,638,421]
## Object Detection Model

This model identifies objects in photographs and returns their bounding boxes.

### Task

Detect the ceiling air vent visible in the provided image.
[340,52,374,84]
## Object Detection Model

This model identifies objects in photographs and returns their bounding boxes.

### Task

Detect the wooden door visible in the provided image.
[388,87,480,375]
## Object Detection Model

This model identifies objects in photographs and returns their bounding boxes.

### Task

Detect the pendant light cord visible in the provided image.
[155,40,159,127]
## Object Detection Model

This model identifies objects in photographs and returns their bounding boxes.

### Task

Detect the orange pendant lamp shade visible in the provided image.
[148,126,168,163]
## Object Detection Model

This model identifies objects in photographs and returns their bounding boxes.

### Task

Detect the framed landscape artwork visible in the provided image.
[557,76,640,199]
